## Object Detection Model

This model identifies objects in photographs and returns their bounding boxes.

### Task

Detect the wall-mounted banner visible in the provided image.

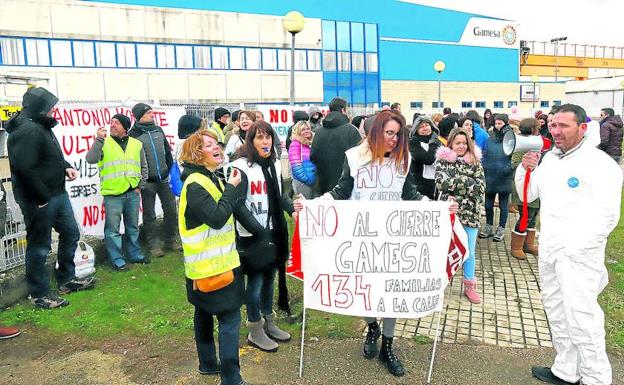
[256,105,328,149]
[299,200,453,319]
[460,17,520,49]
[51,104,185,236]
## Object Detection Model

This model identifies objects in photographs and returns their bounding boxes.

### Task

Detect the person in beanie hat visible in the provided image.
[86,114,149,270]
[178,115,202,140]
[210,107,230,143]
[6,87,95,308]
[129,103,180,257]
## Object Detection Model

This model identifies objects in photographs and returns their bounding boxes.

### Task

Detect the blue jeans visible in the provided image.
[245,269,276,322]
[463,226,478,280]
[485,192,510,228]
[103,190,144,266]
[194,307,242,385]
[17,193,80,298]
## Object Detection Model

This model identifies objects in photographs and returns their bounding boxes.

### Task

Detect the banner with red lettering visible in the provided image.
[299,200,453,318]
[257,105,328,150]
[51,104,185,236]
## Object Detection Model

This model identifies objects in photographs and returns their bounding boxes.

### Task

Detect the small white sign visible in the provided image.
[459,17,519,49]
[520,84,540,101]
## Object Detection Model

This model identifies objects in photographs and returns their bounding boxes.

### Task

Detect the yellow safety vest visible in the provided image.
[179,172,240,280]
[210,121,226,143]
[98,136,142,196]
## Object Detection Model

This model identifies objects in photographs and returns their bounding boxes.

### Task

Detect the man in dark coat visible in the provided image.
[6,87,95,309]
[310,97,362,194]
[598,108,623,162]
[129,103,179,257]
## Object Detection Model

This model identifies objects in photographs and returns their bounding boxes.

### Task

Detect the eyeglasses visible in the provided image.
[384,130,400,138]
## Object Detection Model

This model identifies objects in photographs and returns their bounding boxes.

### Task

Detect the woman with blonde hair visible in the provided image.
[288,120,316,198]
[435,127,485,304]
[178,129,252,385]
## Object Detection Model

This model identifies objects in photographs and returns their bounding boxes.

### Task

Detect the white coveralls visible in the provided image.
[515,139,622,385]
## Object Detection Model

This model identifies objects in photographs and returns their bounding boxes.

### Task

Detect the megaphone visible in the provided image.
[503,130,552,156]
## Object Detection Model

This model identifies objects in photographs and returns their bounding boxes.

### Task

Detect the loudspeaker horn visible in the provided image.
[503,130,552,156]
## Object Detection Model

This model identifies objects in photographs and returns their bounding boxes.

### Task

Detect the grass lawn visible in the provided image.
[3,190,624,353]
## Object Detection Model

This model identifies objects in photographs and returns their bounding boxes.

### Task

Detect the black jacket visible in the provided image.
[129,121,173,182]
[310,112,361,194]
[409,132,441,199]
[6,88,71,205]
[181,163,245,315]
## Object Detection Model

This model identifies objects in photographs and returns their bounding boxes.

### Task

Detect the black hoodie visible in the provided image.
[310,111,361,193]
[6,88,71,205]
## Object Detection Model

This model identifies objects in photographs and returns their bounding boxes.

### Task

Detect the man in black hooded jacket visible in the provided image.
[6,87,95,309]
[310,97,361,194]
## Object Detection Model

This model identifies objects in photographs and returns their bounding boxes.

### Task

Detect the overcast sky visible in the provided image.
[405,0,623,46]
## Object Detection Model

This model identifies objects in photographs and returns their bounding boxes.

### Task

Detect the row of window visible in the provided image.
[410,100,563,109]
[322,20,378,53]
[0,37,330,71]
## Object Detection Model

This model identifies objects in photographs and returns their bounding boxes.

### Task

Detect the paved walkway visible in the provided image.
[393,213,553,348]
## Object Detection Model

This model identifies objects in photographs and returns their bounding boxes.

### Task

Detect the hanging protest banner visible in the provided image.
[256,105,328,149]
[51,104,185,236]
[299,200,454,319]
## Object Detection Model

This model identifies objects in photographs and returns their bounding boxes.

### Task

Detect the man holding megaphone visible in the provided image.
[515,104,622,385]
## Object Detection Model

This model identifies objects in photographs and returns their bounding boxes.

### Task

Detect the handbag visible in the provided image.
[169,161,183,197]
[193,270,234,293]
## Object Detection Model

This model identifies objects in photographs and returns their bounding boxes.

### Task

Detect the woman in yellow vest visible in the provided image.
[178,129,252,385]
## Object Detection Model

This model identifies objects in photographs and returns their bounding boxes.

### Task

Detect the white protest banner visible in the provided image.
[51,104,185,236]
[300,200,453,319]
[257,105,328,149]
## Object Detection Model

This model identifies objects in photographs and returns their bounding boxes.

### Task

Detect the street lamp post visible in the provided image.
[283,11,305,105]
[550,36,567,82]
[531,74,539,110]
[433,60,446,110]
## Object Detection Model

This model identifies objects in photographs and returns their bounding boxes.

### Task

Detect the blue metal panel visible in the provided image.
[379,40,519,82]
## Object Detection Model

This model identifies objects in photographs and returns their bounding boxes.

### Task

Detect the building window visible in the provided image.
[493,101,503,108]
[157,45,175,68]
[322,20,336,51]
[246,48,260,70]
[338,52,350,71]
[365,53,378,72]
[352,52,364,72]
[461,101,473,108]
[73,41,94,67]
[262,49,276,70]
[476,101,486,108]
[137,44,156,68]
[508,101,518,108]
[0,38,25,65]
[176,46,193,68]
[229,47,244,69]
[294,49,307,70]
[553,100,562,106]
[351,22,364,52]
[277,49,290,70]
[322,51,336,71]
[211,47,227,69]
[116,43,136,68]
[50,40,72,66]
[432,101,445,108]
[96,42,116,67]
[365,24,378,52]
[410,101,423,109]
[307,51,320,71]
[25,39,49,66]
[540,100,550,108]
[336,21,350,51]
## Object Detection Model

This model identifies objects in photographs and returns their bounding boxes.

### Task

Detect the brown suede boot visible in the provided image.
[524,229,539,256]
[510,231,526,260]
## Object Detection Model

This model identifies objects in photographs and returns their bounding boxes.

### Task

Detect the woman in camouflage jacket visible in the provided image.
[435,128,485,304]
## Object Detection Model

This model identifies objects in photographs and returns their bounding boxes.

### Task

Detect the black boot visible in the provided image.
[379,336,405,377]
[362,321,381,359]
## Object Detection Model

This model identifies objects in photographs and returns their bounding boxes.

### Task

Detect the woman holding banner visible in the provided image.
[177,129,252,385]
[435,128,485,304]
[294,111,458,377]
[230,121,294,353]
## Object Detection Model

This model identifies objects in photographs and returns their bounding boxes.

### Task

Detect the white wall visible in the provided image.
[566,90,624,118]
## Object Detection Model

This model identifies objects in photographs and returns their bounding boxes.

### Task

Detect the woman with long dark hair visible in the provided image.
[230,121,294,353]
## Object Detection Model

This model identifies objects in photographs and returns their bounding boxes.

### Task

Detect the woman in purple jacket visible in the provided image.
[288,121,316,198]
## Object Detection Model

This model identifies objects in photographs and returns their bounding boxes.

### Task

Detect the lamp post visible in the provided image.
[531,74,539,110]
[283,11,305,105]
[433,60,446,110]
[550,36,567,82]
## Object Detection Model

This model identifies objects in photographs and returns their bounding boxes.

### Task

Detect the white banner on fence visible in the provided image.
[300,200,453,319]
[51,104,186,236]
[256,105,328,148]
